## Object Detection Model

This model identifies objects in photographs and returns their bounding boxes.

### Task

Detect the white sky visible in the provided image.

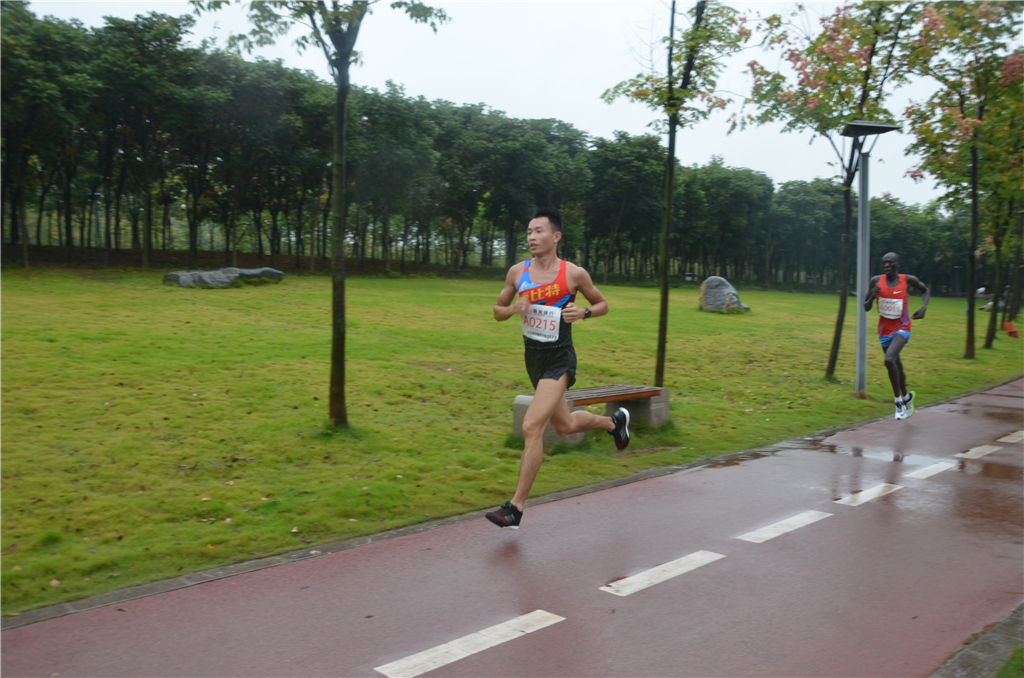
[33,0,946,206]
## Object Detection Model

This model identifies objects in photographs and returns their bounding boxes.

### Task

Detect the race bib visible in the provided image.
[522,304,560,342]
[878,297,903,319]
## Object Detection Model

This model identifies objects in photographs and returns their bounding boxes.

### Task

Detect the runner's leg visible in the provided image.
[548,398,615,438]
[882,334,908,398]
[512,374,582,510]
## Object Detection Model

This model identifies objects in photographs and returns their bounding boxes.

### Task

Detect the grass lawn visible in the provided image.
[2,268,1021,614]
[995,646,1024,678]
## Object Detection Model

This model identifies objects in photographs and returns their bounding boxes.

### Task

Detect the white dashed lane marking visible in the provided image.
[905,462,956,480]
[379,428,1012,677]
[374,610,565,678]
[600,550,725,597]
[736,510,832,543]
[956,445,1002,459]
[834,483,903,506]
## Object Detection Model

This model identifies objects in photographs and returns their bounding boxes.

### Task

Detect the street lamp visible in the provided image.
[840,119,901,398]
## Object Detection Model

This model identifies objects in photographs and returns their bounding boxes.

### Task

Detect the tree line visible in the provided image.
[2,3,1004,297]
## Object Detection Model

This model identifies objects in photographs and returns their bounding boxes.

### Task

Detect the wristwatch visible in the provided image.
[584,308,592,320]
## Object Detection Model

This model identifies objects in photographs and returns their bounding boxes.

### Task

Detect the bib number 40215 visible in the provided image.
[522,304,560,342]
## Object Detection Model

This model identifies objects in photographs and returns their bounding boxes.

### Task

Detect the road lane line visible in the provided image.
[905,462,956,480]
[599,550,725,597]
[834,483,903,506]
[374,610,564,678]
[737,510,832,543]
[997,430,1023,444]
[956,445,1002,459]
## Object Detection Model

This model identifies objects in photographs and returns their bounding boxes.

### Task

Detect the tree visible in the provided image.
[586,132,664,283]
[192,0,447,428]
[905,2,1022,357]
[1,4,98,265]
[99,12,196,270]
[604,0,748,387]
[741,1,927,381]
[350,81,437,272]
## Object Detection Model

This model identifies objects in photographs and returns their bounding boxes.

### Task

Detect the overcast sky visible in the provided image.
[33,1,947,206]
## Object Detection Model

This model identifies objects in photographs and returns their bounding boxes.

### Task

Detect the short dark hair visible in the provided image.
[531,209,563,234]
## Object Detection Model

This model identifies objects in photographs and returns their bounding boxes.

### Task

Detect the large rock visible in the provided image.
[222,267,285,282]
[699,276,749,312]
[164,267,284,288]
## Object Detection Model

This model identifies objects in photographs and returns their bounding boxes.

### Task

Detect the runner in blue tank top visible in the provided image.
[486,209,630,529]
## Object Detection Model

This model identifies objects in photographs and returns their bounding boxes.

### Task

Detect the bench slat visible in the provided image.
[566,385,662,406]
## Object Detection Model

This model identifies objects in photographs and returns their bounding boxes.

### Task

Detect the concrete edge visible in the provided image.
[4,374,1021,632]
[929,602,1024,678]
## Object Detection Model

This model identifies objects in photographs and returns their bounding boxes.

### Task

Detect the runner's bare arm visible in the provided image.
[864,275,882,311]
[907,275,930,319]
[563,265,608,323]
[494,264,529,321]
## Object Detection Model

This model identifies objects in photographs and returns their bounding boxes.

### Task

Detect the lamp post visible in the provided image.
[840,120,900,398]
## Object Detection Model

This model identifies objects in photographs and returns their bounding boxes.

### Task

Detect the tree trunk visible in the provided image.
[327,10,363,427]
[142,145,152,272]
[1006,235,1022,324]
[20,187,29,269]
[310,182,319,273]
[401,213,410,274]
[984,234,1003,349]
[604,197,627,285]
[825,182,855,378]
[295,187,306,269]
[382,207,391,272]
[63,171,75,261]
[329,76,350,427]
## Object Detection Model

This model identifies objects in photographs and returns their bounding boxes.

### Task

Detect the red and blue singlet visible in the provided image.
[517,259,576,348]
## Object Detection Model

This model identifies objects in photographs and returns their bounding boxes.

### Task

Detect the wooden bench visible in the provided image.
[512,384,670,450]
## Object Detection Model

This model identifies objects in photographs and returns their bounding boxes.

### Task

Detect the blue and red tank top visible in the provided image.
[877,274,911,336]
[518,259,576,349]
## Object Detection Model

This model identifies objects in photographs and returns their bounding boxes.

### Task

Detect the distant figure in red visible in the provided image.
[864,252,930,420]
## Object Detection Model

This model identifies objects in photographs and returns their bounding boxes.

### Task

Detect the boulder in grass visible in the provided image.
[699,276,749,313]
[221,267,285,282]
[163,267,284,288]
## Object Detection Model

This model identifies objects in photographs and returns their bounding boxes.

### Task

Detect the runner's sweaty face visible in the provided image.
[527,218,560,255]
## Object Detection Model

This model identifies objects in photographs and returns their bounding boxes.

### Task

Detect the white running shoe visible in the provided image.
[894,401,908,420]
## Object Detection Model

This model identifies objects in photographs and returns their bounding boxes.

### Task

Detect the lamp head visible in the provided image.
[840,120,901,138]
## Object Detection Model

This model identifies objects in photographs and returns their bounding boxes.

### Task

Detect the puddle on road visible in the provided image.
[962,459,1024,481]
[705,451,771,468]
[943,406,1023,423]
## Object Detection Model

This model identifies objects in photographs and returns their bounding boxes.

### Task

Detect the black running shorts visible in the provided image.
[524,345,577,390]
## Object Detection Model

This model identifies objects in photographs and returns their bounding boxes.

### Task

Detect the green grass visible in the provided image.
[995,647,1024,678]
[1,269,1021,614]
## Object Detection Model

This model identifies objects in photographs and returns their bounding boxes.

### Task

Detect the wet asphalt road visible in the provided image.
[2,380,1022,678]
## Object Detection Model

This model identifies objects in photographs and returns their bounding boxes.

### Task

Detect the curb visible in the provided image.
[3,375,1021,632]
[930,603,1023,678]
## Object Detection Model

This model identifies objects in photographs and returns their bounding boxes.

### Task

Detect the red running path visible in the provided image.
[3,380,1022,677]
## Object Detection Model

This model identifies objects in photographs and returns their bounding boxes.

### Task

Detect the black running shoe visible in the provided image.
[486,501,522,529]
[609,407,630,450]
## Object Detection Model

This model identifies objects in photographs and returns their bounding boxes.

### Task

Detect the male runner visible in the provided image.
[864,252,930,420]
[485,209,630,529]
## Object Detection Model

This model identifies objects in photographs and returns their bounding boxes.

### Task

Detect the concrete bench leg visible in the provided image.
[603,388,670,428]
[512,395,585,451]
